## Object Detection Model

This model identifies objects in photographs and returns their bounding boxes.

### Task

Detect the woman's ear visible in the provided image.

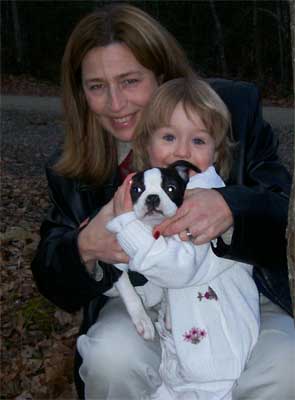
[213,150,219,164]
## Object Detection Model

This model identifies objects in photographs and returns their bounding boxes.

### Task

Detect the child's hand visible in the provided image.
[113,173,135,217]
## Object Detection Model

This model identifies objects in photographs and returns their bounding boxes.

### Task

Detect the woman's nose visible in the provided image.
[107,86,127,112]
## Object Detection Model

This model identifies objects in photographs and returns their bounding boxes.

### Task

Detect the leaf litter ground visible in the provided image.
[1,110,81,399]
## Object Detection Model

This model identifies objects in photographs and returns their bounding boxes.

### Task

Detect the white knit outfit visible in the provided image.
[78,166,260,400]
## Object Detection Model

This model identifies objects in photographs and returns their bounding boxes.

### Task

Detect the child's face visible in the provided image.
[147,102,216,173]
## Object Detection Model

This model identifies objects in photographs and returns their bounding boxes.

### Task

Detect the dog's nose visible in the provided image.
[146,194,160,209]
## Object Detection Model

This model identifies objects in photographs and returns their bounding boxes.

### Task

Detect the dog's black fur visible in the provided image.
[130,160,201,208]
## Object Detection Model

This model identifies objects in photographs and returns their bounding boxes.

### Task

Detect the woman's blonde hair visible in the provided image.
[133,77,234,179]
[54,3,194,185]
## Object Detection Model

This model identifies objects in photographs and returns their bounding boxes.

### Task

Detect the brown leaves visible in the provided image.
[1,213,81,398]
[1,109,80,398]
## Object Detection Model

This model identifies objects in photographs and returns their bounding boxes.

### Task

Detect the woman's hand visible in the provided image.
[155,188,233,245]
[77,199,129,269]
[113,173,134,217]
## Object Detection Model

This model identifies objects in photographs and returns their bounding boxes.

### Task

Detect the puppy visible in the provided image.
[105,160,200,340]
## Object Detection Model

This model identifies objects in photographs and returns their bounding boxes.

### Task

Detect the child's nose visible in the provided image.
[174,141,191,158]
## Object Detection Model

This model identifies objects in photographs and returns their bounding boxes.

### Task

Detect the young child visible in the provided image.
[81,77,260,400]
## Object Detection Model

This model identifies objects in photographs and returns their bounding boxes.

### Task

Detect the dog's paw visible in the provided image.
[133,313,155,341]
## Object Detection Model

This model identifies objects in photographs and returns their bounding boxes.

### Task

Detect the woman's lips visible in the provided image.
[110,113,136,129]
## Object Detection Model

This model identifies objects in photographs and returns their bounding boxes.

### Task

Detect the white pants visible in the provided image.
[77,295,295,400]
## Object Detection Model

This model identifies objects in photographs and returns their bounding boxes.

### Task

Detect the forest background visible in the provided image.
[1,1,294,399]
[1,0,293,101]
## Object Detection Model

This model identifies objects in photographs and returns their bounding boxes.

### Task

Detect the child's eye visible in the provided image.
[192,137,205,145]
[162,134,175,142]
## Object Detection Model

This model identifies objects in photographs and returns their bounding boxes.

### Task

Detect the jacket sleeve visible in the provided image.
[31,164,121,313]
[212,81,291,268]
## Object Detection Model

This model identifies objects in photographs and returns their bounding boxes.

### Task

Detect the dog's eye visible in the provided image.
[167,185,176,193]
[132,186,142,194]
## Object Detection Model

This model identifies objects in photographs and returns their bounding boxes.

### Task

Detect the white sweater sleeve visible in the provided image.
[107,212,233,288]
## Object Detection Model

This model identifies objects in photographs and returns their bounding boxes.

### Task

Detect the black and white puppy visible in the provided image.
[131,160,200,227]
[106,160,200,340]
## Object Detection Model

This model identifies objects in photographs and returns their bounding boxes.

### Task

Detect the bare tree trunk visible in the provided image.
[11,0,23,68]
[150,1,160,20]
[209,0,228,76]
[253,0,263,82]
[277,0,286,85]
[287,0,295,319]
[189,2,199,66]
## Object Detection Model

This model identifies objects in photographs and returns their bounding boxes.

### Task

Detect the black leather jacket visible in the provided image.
[31,79,293,329]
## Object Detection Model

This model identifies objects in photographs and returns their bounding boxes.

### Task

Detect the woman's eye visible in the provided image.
[162,134,175,142]
[122,79,139,87]
[192,137,205,145]
[89,83,104,91]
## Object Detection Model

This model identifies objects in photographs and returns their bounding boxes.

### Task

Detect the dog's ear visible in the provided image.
[174,164,190,183]
[169,160,201,183]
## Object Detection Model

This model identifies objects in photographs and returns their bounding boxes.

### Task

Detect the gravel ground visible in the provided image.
[275,125,294,176]
[2,110,63,177]
[1,110,64,235]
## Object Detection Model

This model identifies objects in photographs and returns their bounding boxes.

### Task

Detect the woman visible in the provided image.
[31,3,294,400]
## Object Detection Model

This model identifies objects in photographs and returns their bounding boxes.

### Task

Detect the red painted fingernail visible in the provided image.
[153,230,160,240]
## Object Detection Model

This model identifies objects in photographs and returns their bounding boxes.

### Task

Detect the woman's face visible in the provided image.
[82,43,159,142]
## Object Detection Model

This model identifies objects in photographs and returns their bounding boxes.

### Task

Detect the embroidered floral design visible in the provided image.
[183,327,207,344]
[197,286,218,301]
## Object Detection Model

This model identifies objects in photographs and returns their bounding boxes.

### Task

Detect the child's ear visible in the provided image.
[157,74,164,85]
